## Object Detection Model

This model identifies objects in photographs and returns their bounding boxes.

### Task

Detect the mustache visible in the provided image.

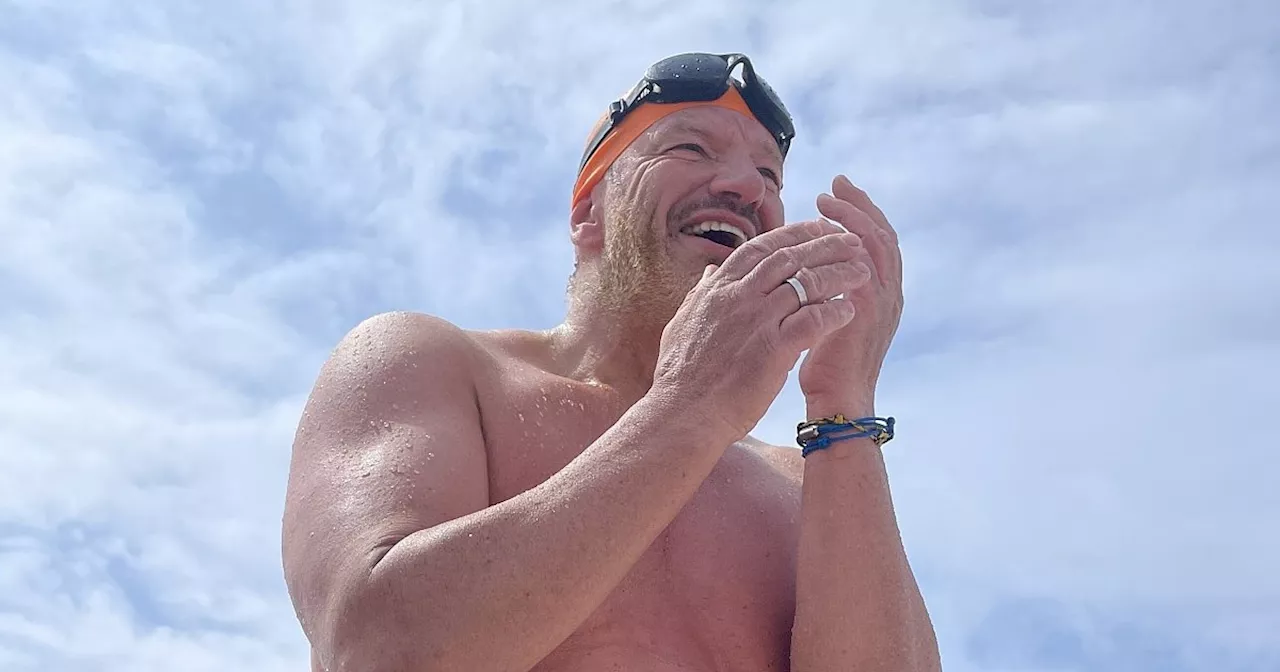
[668,195,761,231]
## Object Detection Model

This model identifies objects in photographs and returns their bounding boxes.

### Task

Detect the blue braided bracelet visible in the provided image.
[797,415,895,457]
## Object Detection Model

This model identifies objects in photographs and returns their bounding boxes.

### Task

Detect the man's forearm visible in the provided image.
[790,401,941,672]
[334,392,731,672]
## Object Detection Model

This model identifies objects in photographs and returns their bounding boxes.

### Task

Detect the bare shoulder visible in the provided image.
[310,309,524,399]
[285,309,495,536]
[741,434,804,485]
[284,310,497,660]
[287,309,492,498]
[336,310,483,367]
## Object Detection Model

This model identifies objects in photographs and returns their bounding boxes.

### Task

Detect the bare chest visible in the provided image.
[479,377,802,671]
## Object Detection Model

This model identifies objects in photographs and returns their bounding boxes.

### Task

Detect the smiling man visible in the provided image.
[282,52,941,672]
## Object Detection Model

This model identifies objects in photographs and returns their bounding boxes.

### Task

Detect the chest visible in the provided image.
[480,376,802,669]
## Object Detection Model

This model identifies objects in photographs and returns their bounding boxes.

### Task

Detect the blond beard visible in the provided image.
[596,207,697,327]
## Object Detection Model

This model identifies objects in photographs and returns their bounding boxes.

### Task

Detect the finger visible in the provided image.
[833,175,897,239]
[778,298,857,349]
[834,177,903,290]
[718,218,847,280]
[816,193,893,286]
[765,258,871,316]
[741,230,864,294]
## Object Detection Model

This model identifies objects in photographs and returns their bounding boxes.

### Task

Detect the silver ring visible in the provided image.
[785,276,808,306]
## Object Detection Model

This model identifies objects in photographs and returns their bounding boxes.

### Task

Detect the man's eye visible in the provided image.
[759,167,781,186]
[672,143,706,155]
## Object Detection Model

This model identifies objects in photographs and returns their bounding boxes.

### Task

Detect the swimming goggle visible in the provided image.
[572,52,796,206]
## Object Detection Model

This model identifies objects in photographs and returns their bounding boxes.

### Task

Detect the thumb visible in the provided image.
[702,264,718,281]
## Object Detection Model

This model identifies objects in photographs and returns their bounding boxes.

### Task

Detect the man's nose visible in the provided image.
[708,155,768,208]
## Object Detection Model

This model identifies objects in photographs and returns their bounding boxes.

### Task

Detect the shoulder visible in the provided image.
[341,310,477,355]
[309,311,491,408]
[741,434,804,485]
[319,312,554,398]
[327,310,515,375]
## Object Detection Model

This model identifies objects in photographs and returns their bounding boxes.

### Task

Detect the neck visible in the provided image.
[549,275,678,403]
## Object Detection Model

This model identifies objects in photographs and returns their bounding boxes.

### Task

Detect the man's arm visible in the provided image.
[281,312,730,672]
[786,176,941,671]
[788,399,941,672]
[282,220,867,671]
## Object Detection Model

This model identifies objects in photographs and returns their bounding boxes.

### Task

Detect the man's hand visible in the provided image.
[653,219,871,441]
[797,175,904,413]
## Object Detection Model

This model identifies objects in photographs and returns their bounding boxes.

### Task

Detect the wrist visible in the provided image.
[641,384,744,445]
[804,395,875,421]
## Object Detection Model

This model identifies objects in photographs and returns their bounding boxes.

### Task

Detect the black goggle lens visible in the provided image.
[738,70,795,154]
[643,53,732,103]
[579,52,795,173]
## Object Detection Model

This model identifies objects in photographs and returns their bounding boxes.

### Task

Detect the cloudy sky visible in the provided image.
[1,1,1277,670]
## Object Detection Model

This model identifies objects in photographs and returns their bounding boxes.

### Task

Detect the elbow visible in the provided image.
[326,623,406,672]
[327,615,451,672]
[909,611,943,672]
[323,582,452,672]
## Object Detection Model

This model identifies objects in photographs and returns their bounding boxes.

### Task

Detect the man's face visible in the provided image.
[595,105,787,315]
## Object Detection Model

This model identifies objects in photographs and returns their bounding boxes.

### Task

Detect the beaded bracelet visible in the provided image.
[796,414,895,457]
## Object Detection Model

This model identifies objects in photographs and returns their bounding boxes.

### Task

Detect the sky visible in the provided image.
[1,0,1277,670]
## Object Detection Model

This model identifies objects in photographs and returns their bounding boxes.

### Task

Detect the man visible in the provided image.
[282,52,940,672]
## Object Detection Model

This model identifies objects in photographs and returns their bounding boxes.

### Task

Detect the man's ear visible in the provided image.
[569,192,605,254]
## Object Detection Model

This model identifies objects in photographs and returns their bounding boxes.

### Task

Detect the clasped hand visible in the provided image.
[652,175,903,439]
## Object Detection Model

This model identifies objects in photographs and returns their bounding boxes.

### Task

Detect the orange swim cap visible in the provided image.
[570,86,756,208]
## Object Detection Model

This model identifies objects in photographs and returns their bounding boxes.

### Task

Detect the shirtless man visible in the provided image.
[282,52,941,672]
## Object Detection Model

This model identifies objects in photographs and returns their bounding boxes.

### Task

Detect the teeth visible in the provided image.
[680,221,748,245]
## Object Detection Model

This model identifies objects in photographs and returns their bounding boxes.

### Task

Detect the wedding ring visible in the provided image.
[784,275,808,306]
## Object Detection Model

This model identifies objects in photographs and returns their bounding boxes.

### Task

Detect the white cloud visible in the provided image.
[1,0,1276,670]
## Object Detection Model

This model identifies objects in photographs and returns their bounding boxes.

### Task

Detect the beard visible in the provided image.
[596,203,699,325]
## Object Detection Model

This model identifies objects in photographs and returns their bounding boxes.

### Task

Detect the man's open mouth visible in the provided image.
[679,221,748,250]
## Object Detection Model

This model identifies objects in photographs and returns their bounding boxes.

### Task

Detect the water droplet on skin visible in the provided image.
[382,421,391,429]
[517,412,525,422]
[426,452,435,459]
[309,532,315,537]
[361,471,371,478]
[412,469,420,475]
